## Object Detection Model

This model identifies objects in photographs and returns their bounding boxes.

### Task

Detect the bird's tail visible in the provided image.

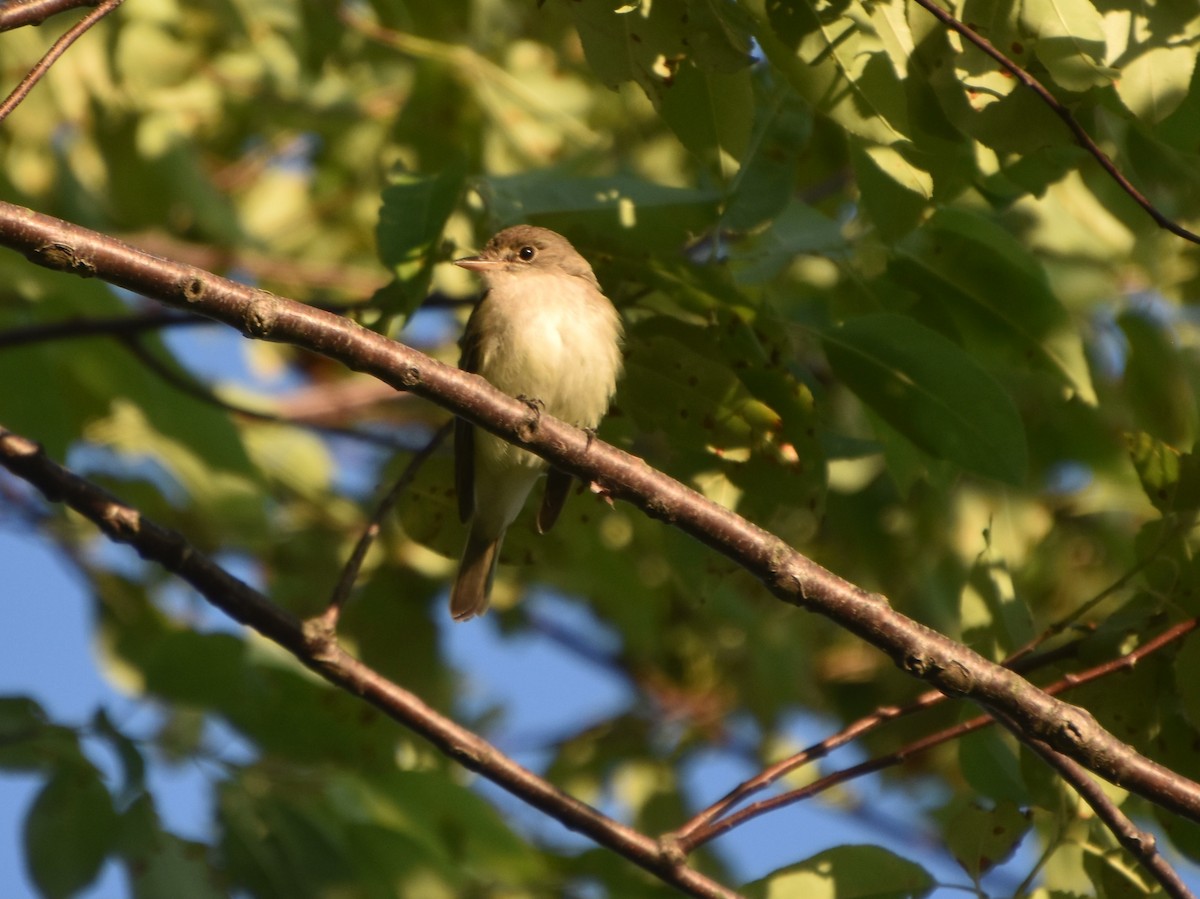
[450,526,504,622]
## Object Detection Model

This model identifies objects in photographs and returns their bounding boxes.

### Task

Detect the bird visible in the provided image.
[450,225,624,621]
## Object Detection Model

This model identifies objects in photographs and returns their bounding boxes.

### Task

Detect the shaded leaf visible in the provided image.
[892,208,1083,390]
[24,764,118,899]
[821,314,1028,484]
[744,845,935,898]
[375,165,465,320]
[944,800,1030,880]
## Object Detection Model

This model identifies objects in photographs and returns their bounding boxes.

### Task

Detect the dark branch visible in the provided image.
[0,311,210,349]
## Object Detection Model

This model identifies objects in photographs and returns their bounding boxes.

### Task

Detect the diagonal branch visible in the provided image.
[1,200,1199,825]
[912,0,1200,246]
[998,711,1195,899]
[319,419,453,625]
[0,424,739,899]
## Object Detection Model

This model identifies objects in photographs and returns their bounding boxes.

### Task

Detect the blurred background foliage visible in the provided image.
[3,0,1200,895]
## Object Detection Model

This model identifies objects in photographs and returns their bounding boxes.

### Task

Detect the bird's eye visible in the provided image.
[518,245,536,262]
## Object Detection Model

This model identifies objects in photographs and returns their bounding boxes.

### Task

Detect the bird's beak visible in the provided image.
[454,255,502,271]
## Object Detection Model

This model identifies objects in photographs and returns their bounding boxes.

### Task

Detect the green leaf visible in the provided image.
[1126,431,1200,513]
[482,172,719,249]
[960,558,1034,661]
[568,0,752,90]
[753,0,911,145]
[722,88,812,233]
[1177,641,1200,733]
[892,208,1084,391]
[1118,312,1197,447]
[943,800,1030,881]
[958,728,1030,805]
[374,165,465,320]
[0,697,83,773]
[731,199,846,284]
[656,63,755,178]
[744,845,935,899]
[118,796,224,899]
[821,314,1028,484]
[1021,0,1115,92]
[1116,46,1197,124]
[851,143,931,241]
[24,764,118,899]
[92,709,146,805]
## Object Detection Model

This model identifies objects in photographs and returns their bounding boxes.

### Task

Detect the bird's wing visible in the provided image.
[537,467,573,534]
[455,299,486,523]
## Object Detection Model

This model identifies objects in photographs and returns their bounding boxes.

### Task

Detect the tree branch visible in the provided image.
[913,0,1200,246]
[318,420,452,626]
[116,334,420,451]
[0,311,207,349]
[998,711,1195,899]
[0,200,1198,825]
[676,614,1199,849]
[0,424,739,899]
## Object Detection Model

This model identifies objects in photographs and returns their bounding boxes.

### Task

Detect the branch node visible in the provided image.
[766,541,802,600]
[100,502,140,539]
[1054,708,1093,751]
[242,291,281,338]
[657,833,688,868]
[940,659,975,696]
[901,652,934,678]
[644,496,675,523]
[397,363,422,389]
[302,612,340,661]
[0,430,40,458]
[179,274,206,303]
[27,242,95,277]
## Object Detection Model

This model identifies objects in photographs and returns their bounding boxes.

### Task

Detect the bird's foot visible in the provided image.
[516,395,546,442]
[516,394,546,416]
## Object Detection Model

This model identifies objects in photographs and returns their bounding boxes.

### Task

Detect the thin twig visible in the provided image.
[118,335,422,452]
[912,0,1200,245]
[674,614,1200,851]
[671,555,1143,843]
[0,311,206,350]
[0,0,123,124]
[1003,518,1187,665]
[317,419,453,629]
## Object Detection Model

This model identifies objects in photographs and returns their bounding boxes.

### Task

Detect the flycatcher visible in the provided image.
[450,225,624,621]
